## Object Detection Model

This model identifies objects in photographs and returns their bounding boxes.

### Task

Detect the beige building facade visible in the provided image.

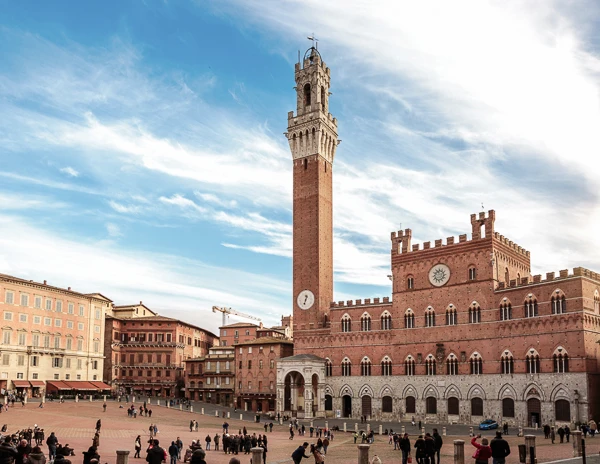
[0,274,109,397]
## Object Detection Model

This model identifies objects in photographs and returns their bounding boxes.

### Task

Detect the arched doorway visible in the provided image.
[343,395,352,418]
[361,395,372,418]
[283,371,305,416]
[527,398,541,427]
[555,399,571,422]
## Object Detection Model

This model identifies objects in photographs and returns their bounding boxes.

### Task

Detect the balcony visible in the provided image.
[114,341,183,348]
[27,346,66,355]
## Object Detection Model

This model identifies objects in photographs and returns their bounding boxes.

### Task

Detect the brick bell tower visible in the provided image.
[286,46,339,330]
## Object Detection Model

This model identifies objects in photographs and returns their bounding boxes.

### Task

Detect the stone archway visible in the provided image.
[283,371,305,416]
[277,354,327,418]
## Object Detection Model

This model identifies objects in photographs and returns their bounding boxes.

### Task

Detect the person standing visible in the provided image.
[432,428,443,464]
[146,440,165,464]
[565,425,571,442]
[424,433,435,464]
[550,427,556,444]
[204,435,211,451]
[103,403,107,413]
[543,424,550,439]
[0,437,18,464]
[176,437,183,460]
[471,435,492,464]
[557,426,565,443]
[310,444,324,464]
[46,432,58,460]
[414,435,425,464]
[168,442,178,464]
[399,433,411,464]
[134,436,142,458]
[490,431,511,464]
[213,434,220,451]
[95,419,101,433]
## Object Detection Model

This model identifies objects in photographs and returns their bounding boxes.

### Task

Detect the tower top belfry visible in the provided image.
[286,47,339,165]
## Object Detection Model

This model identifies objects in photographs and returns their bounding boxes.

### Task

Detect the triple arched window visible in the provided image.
[425,307,436,327]
[325,358,333,377]
[524,295,538,318]
[341,315,351,333]
[469,302,481,323]
[470,353,483,375]
[405,309,415,329]
[551,291,567,314]
[526,349,540,374]
[405,355,415,376]
[425,354,436,375]
[361,357,372,376]
[500,300,512,321]
[361,313,372,332]
[501,350,514,374]
[553,347,569,373]
[381,356,393,376]
[446,354,458,375]
[341,358,352,376]
[446,305,457,325]
[380,311,392,330]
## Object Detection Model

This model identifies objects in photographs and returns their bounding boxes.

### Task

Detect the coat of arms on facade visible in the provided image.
[436,343,445,364]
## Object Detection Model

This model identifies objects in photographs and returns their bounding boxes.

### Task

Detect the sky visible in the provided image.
[1,1,599,333]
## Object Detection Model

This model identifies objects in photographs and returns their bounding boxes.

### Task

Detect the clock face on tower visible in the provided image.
[297,290,315,310]
[429,264,451,287]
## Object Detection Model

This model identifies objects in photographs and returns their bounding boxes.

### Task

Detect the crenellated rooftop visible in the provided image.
[496,266,600,290]
[329,296,391,309]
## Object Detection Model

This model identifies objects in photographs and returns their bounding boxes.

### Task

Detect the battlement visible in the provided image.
[329,296,391,309]
[295,55,331,76]
[391,210,529,260]
[496,267,600,290]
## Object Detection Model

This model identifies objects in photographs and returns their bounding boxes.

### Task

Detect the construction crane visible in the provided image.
[212,306,261,327]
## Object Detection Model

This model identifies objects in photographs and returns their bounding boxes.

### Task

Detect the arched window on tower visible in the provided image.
[526,349,541,374]
[469,302,481,323]
[470,352,483,375]
[405,355,415,376]
[405,309,415,329]
[425,307,436,327]
[407,276,414,290]
[381,356,392,376]
[341,357,352,376]
[505,267,510,285]
[446,305,457,326]
[361,357,372,376]
[446,353,458,375]
[594,290,600,314]
[551,290,567,314]
[361,313,372,331]
[500,300,512,321]
[325,358,333,377]
[341,314,352,333]
[468,266,477,281]
[303,83,311,107]
[321,86,326,112]
[524,295,538,318]
[501,350,514,374]
[380,311,392,330]
[425,354,436,376]
[553,347,569,373]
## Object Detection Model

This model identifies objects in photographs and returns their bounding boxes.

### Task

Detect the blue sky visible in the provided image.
[1,1,600,333]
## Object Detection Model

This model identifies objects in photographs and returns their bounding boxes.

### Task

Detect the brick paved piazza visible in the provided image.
[3,401,600,463]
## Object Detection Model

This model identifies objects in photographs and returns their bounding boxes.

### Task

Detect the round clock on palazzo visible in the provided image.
[429,264,451,287]
[297,290,315,310]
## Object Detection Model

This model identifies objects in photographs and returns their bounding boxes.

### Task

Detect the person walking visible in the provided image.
[146,440,165,464]
[543,424,550,439]
[550,427,556,444]
[103,403,107,413]
[490,431,510,464]
[291,442,310,464]
[134,436,142,458]
[414,435,425,464]
[309,444,324,464]
[322,437,329,455]
[471,435,492,464]
[176,437,183,460]
[432,428,443,464]
[168,442,178,464]
[557,426,565,443]
[399,433,411,464]
[95,419,101,433]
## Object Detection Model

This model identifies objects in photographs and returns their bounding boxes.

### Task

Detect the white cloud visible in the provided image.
[106,223,122,237]
[59,166,79,177]
[108,201,143,215]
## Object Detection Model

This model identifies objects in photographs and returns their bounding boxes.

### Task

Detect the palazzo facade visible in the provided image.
[277,47,600,427]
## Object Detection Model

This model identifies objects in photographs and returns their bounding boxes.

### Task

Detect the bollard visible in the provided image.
[379,425,383,435]
[24,396,27,404]
[421,427,425,435]
[325,421,328,430]
[215,410,219,417]
[240,414,243,421]
[524,435,536,464]
[344,423,347,433]
[279,418,282,425]
[201,408,204,415]
[572,430,583,457]
[227,412,230,419]
[355,423,359,433]
[311,420,314,428]
[453,440,465,464]
[190,406,193,413]
[103,395,107,402]
[469,427,473,437]
[116,450,130,464]
[179,404,182,411]
[518,426,523,437]
[358,444,370,464]
[250,447,263,464]
[75,396,78,403]
[156,399,160,406]
[443,427,447,436]
[401,425,405,435]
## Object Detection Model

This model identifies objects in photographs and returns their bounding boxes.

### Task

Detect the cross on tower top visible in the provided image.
[307,34,318,49]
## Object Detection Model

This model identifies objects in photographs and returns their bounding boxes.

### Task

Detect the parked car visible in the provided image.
[479,419,498,430]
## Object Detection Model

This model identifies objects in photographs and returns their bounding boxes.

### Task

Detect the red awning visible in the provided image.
[12,380,31,388]
[90,381,111,390]
[64,381,98,390]
[29,381,45,387]
[46,381,71,390]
